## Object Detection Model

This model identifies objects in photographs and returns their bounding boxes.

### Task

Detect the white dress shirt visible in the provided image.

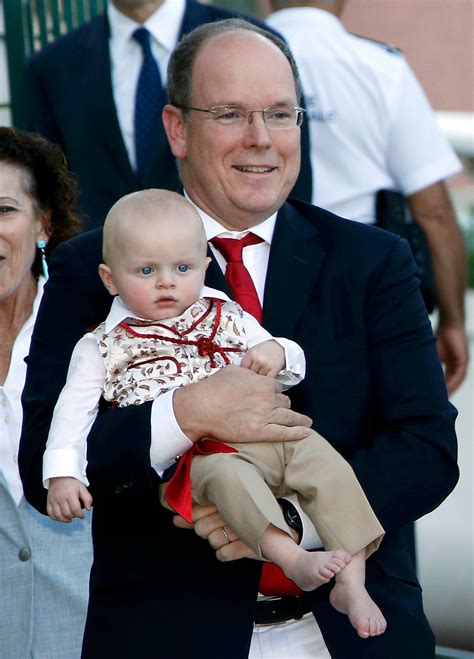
[108,0,185,169]
[267,7,461,223]
[0,278,45,505]
[42,287,305,487]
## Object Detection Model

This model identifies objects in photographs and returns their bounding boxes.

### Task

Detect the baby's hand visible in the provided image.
[47,476,93,523]
[240,340,285,377]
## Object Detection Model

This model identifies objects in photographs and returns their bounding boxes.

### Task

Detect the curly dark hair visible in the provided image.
[0,126,82,277]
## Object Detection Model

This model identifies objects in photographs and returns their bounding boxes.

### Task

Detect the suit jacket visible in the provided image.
[19,200,458,658]
[26,0,312,230]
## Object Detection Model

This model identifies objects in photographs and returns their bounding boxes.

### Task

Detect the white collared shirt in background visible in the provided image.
[267,7,461,223]
[108,0,185,170]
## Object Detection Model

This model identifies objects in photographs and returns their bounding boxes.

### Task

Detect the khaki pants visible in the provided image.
[190,430,384,559]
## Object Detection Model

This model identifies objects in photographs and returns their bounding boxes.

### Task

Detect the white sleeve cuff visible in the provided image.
[280,493,323,550]
[273,337,306,388]
[43,448,89,488]
[150,389,193,476]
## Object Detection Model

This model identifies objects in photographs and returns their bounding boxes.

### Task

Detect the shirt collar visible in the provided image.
[107,0,185,53]
[3,276,45,394]
[104,286,230,334]
[183,191,277,244]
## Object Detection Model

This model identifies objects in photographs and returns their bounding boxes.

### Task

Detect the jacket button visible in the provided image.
[19,547,32,561]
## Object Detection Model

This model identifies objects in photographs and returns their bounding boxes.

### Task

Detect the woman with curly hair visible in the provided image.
[0,126,92,659]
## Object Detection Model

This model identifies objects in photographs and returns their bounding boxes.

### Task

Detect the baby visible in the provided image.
[44,189,386,638]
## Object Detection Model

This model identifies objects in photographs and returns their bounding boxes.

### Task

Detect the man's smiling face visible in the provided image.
[171,31,301,231]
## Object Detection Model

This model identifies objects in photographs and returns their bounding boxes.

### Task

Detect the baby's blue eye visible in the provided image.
[177,264,190,273]
[140,266,154,275]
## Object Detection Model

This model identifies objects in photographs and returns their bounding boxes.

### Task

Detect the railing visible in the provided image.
[3,0,107,128]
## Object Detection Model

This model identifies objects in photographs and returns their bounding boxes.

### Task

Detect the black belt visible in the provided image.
[254,595,312,625]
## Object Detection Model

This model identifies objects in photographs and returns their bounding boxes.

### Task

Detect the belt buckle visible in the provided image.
[255,596,283,627]
[255,595,308,627]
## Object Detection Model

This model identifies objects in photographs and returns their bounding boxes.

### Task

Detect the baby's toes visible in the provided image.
[326,561,343,576]
[357,617,371,639]
[333,550,351,564]
[318,567,334,581]
[330,557,348,571]
[375,617,387,636]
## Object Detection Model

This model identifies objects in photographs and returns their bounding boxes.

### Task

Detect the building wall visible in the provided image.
[256,0,473,113]
[341,0,473,112]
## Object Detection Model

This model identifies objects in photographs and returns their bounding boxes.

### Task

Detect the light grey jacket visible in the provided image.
[0,472,92,659]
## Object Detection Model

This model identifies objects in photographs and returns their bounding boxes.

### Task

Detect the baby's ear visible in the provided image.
[204,256,212,270]
[98,263,118,296]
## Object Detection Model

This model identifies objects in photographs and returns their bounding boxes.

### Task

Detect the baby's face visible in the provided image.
[109,212,210,321]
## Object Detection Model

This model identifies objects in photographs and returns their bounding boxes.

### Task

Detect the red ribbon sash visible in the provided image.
[165,439,238,523]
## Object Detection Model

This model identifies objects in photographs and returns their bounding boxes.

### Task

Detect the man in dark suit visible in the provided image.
[20,18,458,659]
[26,0,311,230]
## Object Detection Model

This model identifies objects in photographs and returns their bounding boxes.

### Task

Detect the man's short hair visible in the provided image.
[167,18,303,113]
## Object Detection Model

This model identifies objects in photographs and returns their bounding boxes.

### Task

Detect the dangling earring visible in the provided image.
[37,239,49,281]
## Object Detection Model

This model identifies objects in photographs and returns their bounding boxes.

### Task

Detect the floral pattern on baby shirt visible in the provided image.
[93,297,248,407]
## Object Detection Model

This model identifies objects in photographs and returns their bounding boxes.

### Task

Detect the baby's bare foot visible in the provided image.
[286,550,351,591]
[329,582,387,638]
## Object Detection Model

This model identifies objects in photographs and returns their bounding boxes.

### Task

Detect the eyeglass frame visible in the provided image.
[175,104,306,129]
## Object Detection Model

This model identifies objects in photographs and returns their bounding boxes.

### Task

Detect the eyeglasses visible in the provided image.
[178,104,305,130]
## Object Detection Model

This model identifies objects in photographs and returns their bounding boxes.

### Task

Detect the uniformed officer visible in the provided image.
[267,0,468,397]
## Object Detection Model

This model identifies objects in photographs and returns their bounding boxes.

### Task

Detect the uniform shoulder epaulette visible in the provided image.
[351,33,402,55]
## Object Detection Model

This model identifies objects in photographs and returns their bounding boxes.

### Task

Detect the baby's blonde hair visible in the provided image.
[102,189,207,266]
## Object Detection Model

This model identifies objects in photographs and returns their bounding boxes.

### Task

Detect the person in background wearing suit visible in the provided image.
[266,0,468,399]
[0,126,91,659]
[20,18,458,659]
[26,0,312,230]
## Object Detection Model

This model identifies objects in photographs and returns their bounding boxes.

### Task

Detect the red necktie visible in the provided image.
[212,233,303,597]
[210,233,263,321]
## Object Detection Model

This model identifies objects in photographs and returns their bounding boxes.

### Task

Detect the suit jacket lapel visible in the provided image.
[204,203,325,335]
[263,203,325,337]
[75,15,136,187]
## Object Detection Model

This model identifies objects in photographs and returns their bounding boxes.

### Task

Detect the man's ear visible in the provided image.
[98,263,118,296]
[162,104,188,159]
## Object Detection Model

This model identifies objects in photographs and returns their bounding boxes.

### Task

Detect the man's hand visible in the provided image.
[436,323,469,395]
[240,340,285,377]
[173,504,258,561]
[47,476,93,523]
[173,365,312,444]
